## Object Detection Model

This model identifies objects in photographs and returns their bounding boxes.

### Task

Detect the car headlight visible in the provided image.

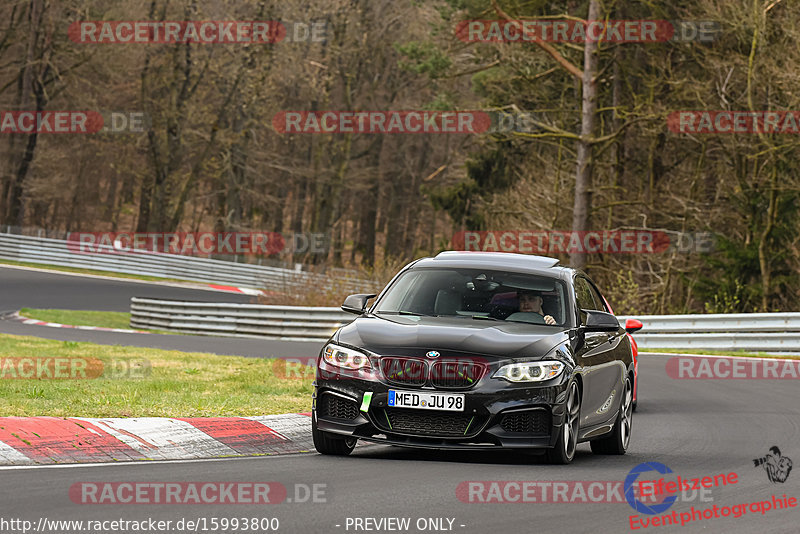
[322,343,371,370]
[493,360,565,383]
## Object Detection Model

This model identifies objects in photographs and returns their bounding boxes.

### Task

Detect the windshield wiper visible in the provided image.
[444,314,502,321]
[466,315,502,321]
[375,310,437,317]
[506,319,561,326]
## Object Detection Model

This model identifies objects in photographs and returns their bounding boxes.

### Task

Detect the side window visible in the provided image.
[574,277,597,324]
[574,277,596,310]
[585,279,609,313]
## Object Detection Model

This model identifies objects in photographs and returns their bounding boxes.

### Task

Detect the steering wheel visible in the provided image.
[506,312,546,324]
[488,304,516,320]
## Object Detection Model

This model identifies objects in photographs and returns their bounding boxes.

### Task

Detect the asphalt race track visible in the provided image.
[0,265,255,311]
[0,265,323,358]
[1,355,797,533]
[1,267,798,533]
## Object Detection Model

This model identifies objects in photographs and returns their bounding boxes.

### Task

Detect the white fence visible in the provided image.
[130,298,350,341]
[618,313,800,352]
[0,232,375,294]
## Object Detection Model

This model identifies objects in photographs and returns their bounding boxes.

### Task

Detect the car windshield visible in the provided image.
[374,268,567,326]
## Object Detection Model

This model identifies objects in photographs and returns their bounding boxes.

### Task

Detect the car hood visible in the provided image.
[335,314,570,360]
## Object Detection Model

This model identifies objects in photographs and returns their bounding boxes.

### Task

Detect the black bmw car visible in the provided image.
[311,251,635,464]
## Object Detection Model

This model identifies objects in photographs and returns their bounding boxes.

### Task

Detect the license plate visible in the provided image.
[388,390,465,411]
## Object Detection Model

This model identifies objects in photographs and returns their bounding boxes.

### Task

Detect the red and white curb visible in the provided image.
[0,413,312,465]
[7,311,151,334]
[0,263,269,296]
[207,284,267,296]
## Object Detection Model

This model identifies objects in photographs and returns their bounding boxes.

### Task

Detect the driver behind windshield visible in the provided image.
[517,290,557,325]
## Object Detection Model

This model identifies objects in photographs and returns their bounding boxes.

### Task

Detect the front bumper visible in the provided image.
[313,363,570,450]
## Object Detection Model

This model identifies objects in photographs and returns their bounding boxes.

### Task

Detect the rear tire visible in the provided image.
[312,414,356,456]
[590,376,632,455]
[546,381,580,465]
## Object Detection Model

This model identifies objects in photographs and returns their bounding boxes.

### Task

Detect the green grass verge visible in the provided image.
[18,308,178,335]
[20,308,133,330]
[0,333,313,417]
[641,348,800,359]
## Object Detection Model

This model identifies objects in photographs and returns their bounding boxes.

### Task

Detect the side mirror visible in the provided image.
[625,318,643,334]
[342,293,377,315]
[582,310,621,332]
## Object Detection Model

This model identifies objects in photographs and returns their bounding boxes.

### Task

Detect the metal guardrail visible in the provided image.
[130,299,800,351]
[617,313,800,352]
[0,232,375,294]
[130,298,352,341]
[617,313,800,333]
[627,332,800,352]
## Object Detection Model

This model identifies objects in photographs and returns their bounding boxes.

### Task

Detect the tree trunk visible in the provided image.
[569,0,600,271]
[3,0,46,226]
[758,166,778,311]
[355,138,383,268]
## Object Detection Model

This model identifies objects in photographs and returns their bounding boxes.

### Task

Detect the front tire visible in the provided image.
[590,376,633,455]
[546,381,581,465]
[312,414,357,456]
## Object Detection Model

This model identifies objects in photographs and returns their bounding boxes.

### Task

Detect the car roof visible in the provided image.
[410,251,572,278]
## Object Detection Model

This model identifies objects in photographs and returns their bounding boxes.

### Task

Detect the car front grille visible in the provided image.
[319,394,359,420]
[380,356,485,389]
[374,408,480,437]
[380,357,427,386]
[500,410,551,434]
[430,360,486,389]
